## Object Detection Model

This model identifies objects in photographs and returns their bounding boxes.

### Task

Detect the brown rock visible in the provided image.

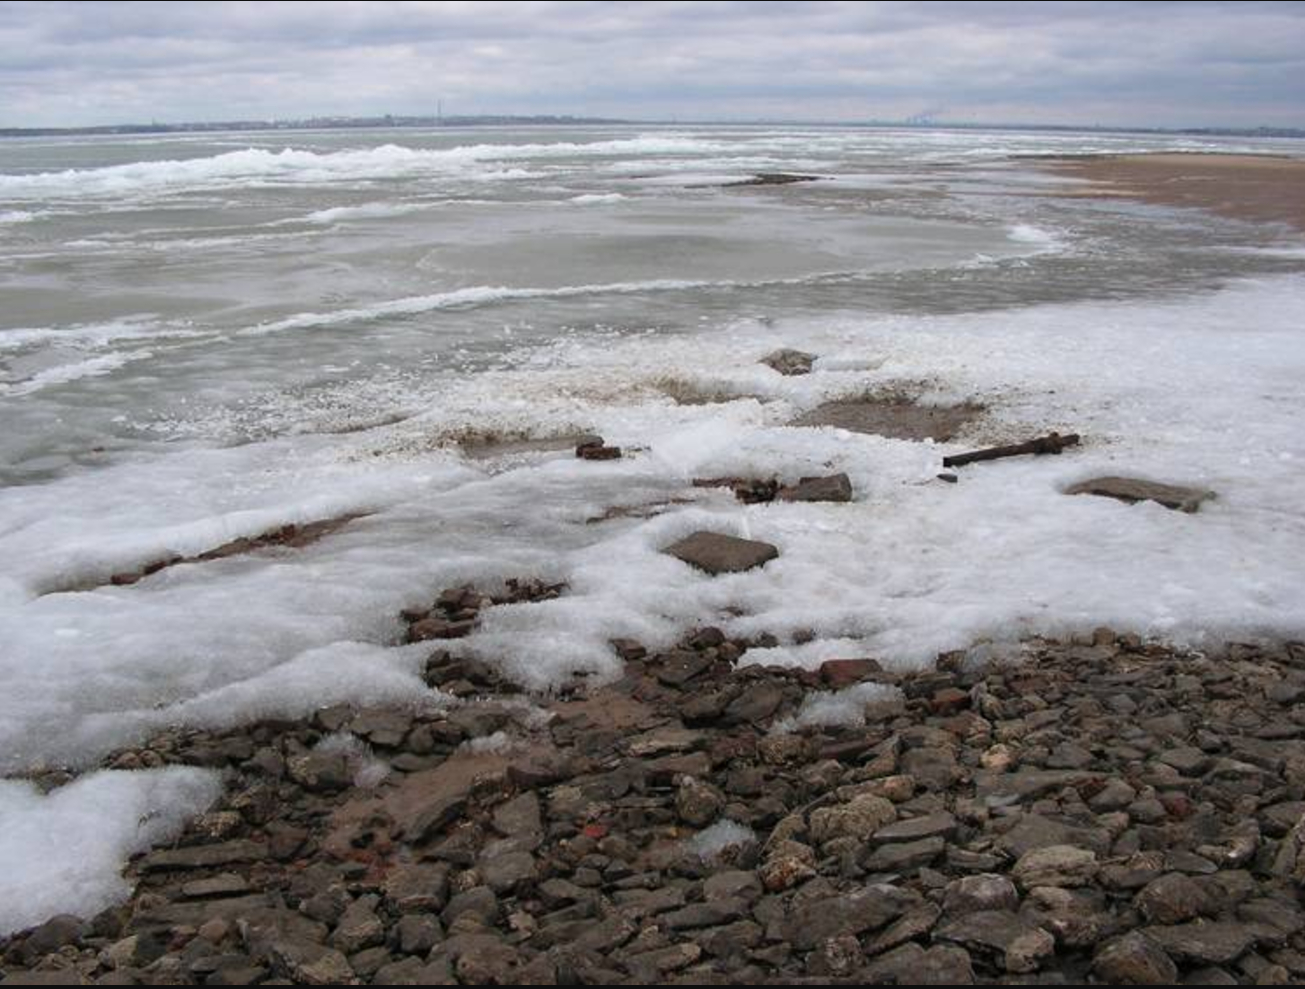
[819,658,885,688]
[663,531,779,575]
[776,473,854,503]
[1065,476,1216,513]
[1093,931,1179,984]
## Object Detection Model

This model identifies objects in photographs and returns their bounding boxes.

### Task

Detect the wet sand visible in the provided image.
[1046,153,1305,232]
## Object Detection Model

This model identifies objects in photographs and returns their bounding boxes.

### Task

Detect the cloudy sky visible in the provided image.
[1,1,1303,129]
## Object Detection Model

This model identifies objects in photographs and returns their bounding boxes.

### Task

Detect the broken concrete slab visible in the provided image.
[663,531,779,575]
[1065,476,1216,513]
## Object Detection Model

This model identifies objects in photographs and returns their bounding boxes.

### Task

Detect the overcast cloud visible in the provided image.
[1,1,1303,128]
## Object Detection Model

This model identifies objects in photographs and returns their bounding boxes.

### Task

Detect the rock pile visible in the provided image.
[5,619,1305,985]
[404,579,567,644]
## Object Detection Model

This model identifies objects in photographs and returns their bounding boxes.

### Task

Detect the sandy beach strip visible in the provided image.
[1044,152,1305,232]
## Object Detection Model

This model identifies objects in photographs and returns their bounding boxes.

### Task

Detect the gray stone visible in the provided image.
[873,812,957,844]
[1065,476,1216,513]
[269,940,355,985]
[777,473,854,503]
[781,885,920,951]
[975,770,1101,807]
[1011,845,1099,889]
[935,910,1056,974]
[396,914,444,956]
[862,943,976,985]
[703,871,762,904]
[944,874,1020,915]
[480,851,537,894]
[809,794,896,844]
[863,835,946,873]
[1093,931,1179,985]
[441,886,500,928]
[761,348,816,376]
[138,840,267,873]
[286,750,355,793]
[724,683,785,724]
[1145,921,1258,965]
[1136,873,1215,925]
[995,813,1113,859]
[332,895,385,954]
[663,531,779,575]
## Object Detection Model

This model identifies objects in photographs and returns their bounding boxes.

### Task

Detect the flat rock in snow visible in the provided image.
[663,531,779,575]
[1065,476,1216,513]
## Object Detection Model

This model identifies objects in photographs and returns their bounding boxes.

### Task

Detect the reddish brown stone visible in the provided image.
[930,687,971,715]
[819,658,884,689]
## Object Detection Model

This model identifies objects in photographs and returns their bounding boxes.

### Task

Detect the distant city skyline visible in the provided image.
[2,1,1303,130]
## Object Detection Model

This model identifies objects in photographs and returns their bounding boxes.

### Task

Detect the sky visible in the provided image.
[1,1,1304,129]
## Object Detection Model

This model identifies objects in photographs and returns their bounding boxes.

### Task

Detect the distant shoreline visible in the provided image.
[1041,152,1305,233]
[3,116,1304,140]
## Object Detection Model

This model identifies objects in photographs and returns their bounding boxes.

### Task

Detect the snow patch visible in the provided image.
[0,767,221,937]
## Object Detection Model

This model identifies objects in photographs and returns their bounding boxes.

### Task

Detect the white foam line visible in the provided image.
[237,278,752,337]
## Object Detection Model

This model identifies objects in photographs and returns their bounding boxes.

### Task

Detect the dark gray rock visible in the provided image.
[761,348,816,376]
[138,840,267,874]
[1093,931,1179,984]
[781,885,920,951]
[935,910,1056,974]
[1145,921,1258,965]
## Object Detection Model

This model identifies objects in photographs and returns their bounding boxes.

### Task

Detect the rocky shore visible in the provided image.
[4,616,1305,985]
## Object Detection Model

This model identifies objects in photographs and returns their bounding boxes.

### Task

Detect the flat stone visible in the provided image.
[663,531,779,575]
[724,683,784,724]
[944,874,1020,915]
[862,943,976,985]
[480,850,537,893]
[287,751,354,793]
[761,348,816,376]
[1093,931,1179,985]
[138,840,267,873]
[1145,921,1259,965]
[793,398,981,442]
[1136,873,1215,925]
[975,769,1102,807]
[1158,746,1214,776]
[332,894,385,954]
[809,794,897,843]
[627,727,706,760]
[1065,476,1216,513]
[269,939,355,985]
[873,812,957,844]
[776,473,854,503]
[1011,845,1099,889]
[782,885,920,951]
[935,910,1056,974]
[863,835,946,873]
[180,873,252,899]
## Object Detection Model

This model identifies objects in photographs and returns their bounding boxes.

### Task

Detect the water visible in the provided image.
[4,125,1304,481]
